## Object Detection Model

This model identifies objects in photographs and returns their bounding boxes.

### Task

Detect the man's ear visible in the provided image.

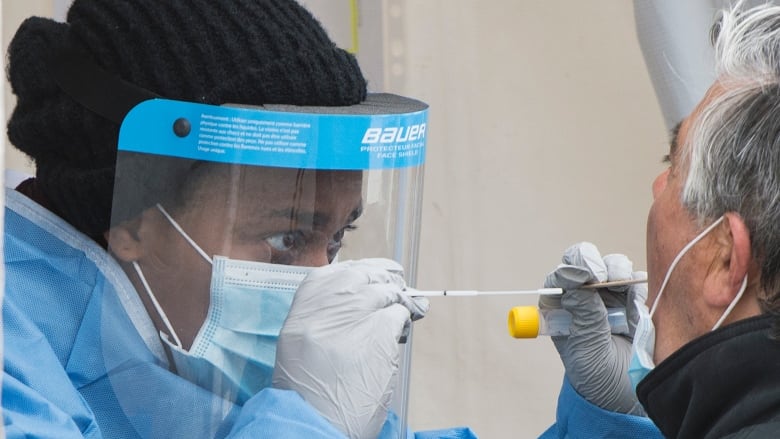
[702,212,751,307]
[105,217,144,263]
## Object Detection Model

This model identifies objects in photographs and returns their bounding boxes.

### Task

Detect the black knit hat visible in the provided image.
[6,0,367,237]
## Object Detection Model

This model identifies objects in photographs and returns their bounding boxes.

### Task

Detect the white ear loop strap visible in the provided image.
[650,216,725,316]
[155,204,213,265]
[132,203,215,349]
[133,261,183,348]
[712,275,748,330]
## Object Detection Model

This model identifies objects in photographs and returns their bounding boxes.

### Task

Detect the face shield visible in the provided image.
[106,95,427,436]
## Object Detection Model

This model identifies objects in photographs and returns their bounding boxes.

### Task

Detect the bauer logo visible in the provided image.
[361,123,427,144]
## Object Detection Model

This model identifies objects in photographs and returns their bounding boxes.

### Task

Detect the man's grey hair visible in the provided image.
[681,2,780,323]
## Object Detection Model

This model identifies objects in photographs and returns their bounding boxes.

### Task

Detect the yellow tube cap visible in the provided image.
[507,306,540,338]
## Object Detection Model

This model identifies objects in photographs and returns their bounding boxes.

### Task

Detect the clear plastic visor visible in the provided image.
[105,95,427,437]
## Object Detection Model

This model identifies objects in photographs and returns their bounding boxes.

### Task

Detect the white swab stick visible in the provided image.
[407,288,563,297]
[407,278,647,297]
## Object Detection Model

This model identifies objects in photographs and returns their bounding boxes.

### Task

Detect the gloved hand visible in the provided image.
[272,258,429,439]
[540,242,648,415]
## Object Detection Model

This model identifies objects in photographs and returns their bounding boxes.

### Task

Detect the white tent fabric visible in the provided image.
[632,0,772,130]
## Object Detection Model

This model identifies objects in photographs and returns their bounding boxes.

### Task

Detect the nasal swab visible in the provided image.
[407,288,563,297]
[580,278,647,289]
[407,278,647,297]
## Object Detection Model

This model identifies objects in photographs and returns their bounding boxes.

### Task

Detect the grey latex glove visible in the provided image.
[540,242,648,415]
[272,258,429,439]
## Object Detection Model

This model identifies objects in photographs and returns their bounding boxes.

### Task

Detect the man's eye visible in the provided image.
[265,231,306,252]
[662,154,671,164]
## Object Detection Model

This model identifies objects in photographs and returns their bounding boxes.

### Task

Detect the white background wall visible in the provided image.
[399,3,665,436]
[3,1,668,437]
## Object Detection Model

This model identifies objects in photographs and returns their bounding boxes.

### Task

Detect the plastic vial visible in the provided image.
[507,306,629,338]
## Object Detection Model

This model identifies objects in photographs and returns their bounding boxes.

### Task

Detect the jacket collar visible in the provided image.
[637,315,780,438]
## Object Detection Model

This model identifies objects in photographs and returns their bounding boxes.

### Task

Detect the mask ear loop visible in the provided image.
[712,275,748,330]
[133,261,183,348]
[650,216,725,317]
[155,204,213,265]
[132,204,215,349]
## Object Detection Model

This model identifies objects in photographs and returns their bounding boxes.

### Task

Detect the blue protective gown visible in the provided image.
[2,189,476,439]
[539,377,662,439]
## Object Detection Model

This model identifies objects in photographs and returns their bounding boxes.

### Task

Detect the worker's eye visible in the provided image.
[327,225,357,262]
[265,230,308,252]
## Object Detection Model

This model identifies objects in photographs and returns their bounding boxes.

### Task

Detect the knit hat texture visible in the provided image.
[6,0,367,236]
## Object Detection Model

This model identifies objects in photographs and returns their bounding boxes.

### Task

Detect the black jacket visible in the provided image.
[637,315,780,438]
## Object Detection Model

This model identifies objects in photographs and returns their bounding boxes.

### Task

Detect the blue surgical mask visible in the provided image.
[628,216,748,389]
[133,204,311,403]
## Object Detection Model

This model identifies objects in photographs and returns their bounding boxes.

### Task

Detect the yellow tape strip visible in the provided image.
[349,0,359,54]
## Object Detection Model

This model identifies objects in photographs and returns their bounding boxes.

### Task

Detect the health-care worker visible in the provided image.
[540,2,780,438]
[3,0,476,438]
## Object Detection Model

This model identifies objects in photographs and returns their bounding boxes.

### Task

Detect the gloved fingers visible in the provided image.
[273,259,411,439]
[544,242,608,289]
[354,258,405,276]
[543,264,594,289]
[559,288,611,338]
[351,283,429,320]
[374,303,415,343]
[599,289,628,310]
[538,291,562,310]
[300,258,351,281]
[630,271,649,299]
[602,253,634,292]
[593,254,636,318]
[538,244,646,416]
[561,242,609,282]
[542,242,603,309]
[296,259,406,303]
[404,295,430,321]
[302,258,405,285]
